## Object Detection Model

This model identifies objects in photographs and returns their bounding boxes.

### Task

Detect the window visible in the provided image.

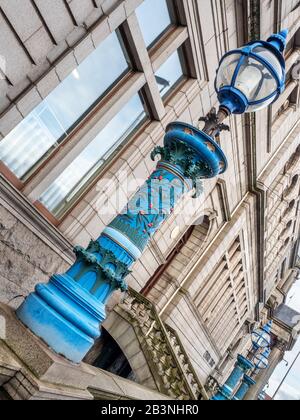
[0,31,131,180]
[155,49,185,98]
[39,93,148,217]
[136,0,173,48]
[274,67,299,121]
[141,226,195,296]
[285,27,300,56]
[272,29,300,123]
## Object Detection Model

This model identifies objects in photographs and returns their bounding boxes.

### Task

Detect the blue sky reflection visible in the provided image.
[155,50,184,97]
[136,0,172,47]
[40,93,146,214]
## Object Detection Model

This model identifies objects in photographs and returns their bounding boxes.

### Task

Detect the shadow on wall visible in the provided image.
[84,329,136,381]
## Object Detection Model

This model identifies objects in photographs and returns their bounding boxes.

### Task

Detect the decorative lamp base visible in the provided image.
[16,274,106,363]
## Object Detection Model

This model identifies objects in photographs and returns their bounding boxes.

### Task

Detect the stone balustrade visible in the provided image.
[120,287,208,400]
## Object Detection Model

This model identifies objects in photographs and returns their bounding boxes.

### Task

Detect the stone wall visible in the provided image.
[0,177,72,308]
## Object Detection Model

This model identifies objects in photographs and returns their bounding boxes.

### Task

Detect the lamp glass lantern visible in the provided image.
[215,31,288,115]
[251,321,273,351]
[254,348,271,370]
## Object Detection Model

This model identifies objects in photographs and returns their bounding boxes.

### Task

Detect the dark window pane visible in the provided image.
[39,93,147,215]
[0,31,130,179]
[136,0,172,48]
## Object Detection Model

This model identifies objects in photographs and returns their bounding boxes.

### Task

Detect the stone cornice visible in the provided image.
[0,175,74,264]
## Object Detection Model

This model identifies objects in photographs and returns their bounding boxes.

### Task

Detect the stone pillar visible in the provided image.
[16,122,227,363]
[212,355,254,400]
[233,375,256,400]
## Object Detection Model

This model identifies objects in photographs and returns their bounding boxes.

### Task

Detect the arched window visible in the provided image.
[282,199,296,219]
[142,215,211,296]
[284,145,300,173]
[279,238,290,255]
[91,329,135,381]
[284,174,299,198]
[281,220,293,236]
[141,225,195,296]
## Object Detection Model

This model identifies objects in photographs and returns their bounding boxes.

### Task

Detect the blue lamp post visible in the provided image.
[16,31,287,365]
[213,321,274,400]
[251,321,273,353]
[16,124,227,363]
[232,350,271,400]
[253,348,271,371]
[232,322,273,400]
[233,375,257,401]
[212,355,254,400]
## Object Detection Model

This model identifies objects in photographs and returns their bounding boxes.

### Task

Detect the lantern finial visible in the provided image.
[263,320,273,334]
[267,29,289,52]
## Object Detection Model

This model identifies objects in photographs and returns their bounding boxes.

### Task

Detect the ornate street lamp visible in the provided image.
[202,31,288,138]
[211,355,254,400]
[232,324,273,401]
[213,321,274,400]
[251,321,273,352]
[232,348,272,401]
[253,347,271,371]
[215,31,287,115]
[16,31,288,365]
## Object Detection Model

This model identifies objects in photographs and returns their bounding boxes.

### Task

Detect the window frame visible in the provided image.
[0,28,133,184]
[0,1,195,228]
[158,42,194,103]
[267,29,300,152]
[137,0,180,51]
[37,89,152,221]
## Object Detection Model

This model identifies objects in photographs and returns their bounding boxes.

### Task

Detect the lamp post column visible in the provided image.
[212,355,254,400]
[233,375,256,400]
[16,122,227,364]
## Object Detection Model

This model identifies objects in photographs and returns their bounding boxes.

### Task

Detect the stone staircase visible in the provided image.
[118,288,208,400]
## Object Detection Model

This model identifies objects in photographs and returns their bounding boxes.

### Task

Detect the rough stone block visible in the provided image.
[34,0,75,44]
[0,0,42,42]
[24,27,53,65]
[108,3,126,32]
[0,14,32,86]
[68,0,94,24]
[0,105,23,136]
[55,52,78,81]
[16,87,42,117]
[36,68,60,99]
[91,18,111,47]
[0,304,96,390]
[74,35,95,65]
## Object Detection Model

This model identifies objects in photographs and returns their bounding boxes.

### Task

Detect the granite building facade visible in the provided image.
[0,0,299,400]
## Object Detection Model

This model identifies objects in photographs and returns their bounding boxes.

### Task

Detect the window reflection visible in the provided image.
[39,93,147,216]
[136,0,172,48]
[0,31,130,179]
[155,49,185,98]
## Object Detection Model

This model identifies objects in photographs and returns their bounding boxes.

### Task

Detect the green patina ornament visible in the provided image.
[73,243,130,292]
